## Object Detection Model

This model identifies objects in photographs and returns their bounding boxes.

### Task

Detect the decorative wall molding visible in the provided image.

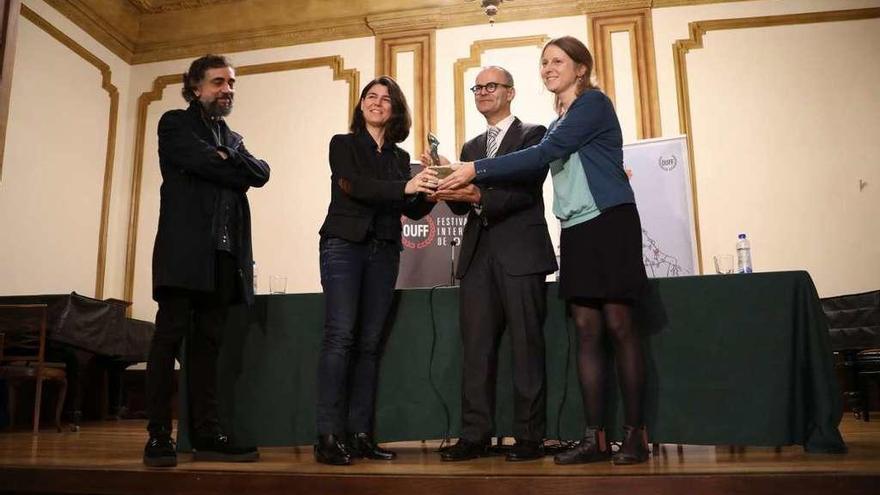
[453,35,549,154]
[376,31,435,157]
[589,8,661,140]
[20,4,120,299]
[672,7,880,273]
[123,56,359,310]
[0,0,21,182]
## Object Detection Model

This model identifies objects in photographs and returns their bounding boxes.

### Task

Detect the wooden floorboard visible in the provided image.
[1,416,879,494]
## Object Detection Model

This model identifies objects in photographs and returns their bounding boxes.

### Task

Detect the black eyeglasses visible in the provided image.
[469,82,512,94]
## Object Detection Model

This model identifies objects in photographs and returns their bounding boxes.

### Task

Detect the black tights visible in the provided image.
[569,299,645,427]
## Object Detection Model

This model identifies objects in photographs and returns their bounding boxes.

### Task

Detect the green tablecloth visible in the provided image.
[178,271,845,453]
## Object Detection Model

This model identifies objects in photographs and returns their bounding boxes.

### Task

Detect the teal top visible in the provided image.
[550,148,600,228]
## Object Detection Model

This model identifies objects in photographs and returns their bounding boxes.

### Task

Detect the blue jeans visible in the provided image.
[316,236,400,436]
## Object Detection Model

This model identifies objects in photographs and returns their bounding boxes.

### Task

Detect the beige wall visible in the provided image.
[1,0,877,322]
[652,0,880,296]
[0,0,132,298]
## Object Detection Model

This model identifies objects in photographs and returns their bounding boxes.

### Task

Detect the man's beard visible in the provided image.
[202,95,233,118]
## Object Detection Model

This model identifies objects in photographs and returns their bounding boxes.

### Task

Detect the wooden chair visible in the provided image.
[0,304,67,434]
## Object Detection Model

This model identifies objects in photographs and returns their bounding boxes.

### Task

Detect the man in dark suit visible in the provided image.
[431,66,557,462]
[144,55,270,467]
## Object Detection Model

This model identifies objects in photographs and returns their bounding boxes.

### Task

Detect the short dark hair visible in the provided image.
[350,76,411,144]
[182,54,233,102]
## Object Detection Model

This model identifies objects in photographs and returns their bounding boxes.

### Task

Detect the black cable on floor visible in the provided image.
[545,300,578,455]
[427,284,452,451]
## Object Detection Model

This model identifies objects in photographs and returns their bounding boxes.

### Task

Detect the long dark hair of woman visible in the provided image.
[349,76,412,144]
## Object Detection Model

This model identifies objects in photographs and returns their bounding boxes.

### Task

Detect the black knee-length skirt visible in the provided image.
[558,203,647,302]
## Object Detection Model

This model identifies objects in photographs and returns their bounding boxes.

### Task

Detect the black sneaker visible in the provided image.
[191,432,259,462]
[143,434,177,467]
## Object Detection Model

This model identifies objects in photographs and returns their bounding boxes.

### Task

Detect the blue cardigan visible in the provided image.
[474,90,634,211]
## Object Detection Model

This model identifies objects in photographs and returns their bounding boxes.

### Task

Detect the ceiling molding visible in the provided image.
[43,0,137,63]
[132,16,372,64]
[127,0,245,15]
[42,0,761,65]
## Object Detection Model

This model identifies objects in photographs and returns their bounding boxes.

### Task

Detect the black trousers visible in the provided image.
[146,251,238,437]
[458,237,548,443]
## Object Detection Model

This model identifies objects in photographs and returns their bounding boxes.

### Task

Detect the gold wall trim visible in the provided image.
[0,0,22,183]
[123,56,359,310]
[453,35,550,154]
[589,8,661,140]
[21,4,120,299]
[672,7,880,273]
[376,31,435,157]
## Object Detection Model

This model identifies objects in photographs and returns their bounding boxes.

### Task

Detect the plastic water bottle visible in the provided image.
[736,234,753,273]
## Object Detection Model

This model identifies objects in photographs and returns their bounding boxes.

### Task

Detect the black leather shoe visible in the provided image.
[314,434,352,465]
[440,439,490,462]
[348,432,396,460]
[612,425,649,465]
[506,439,544,461]
[143,432,177,467]
[554,427,611,465]
[191,432,259,462]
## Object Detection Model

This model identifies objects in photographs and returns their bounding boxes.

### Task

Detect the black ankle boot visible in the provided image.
[348,432,396,460]
[554,426,611,465]
[143,431,177,467]
[314,434,352,465]
[612,425,649,465]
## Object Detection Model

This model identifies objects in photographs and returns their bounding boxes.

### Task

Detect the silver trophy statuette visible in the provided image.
[427,133,441,167]
[426,132,453,179]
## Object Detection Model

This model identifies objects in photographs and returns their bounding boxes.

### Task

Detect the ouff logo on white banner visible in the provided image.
[624,136,697,278]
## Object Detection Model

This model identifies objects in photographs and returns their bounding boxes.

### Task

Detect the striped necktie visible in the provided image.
[486,126,500,158]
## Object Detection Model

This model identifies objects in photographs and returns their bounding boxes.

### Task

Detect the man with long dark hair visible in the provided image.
[144,54,269,467]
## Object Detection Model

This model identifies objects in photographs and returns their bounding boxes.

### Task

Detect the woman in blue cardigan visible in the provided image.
[440,36,649,465]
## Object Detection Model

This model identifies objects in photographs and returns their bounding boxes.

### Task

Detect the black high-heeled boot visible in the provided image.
[612,425,649,465]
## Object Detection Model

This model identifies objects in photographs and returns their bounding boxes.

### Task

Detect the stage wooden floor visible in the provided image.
[1,417,879,495]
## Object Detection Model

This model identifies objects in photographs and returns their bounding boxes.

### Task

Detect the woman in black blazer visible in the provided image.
[314,76,436,465]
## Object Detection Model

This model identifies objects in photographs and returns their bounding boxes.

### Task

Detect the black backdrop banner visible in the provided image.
[397,164,464,289]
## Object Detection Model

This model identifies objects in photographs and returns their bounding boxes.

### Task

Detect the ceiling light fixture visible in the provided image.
[468,0,512,25]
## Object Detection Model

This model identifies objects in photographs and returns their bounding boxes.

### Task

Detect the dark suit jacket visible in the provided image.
[450,117,557,278]
[319,132,433,244]
[152,101,270,304]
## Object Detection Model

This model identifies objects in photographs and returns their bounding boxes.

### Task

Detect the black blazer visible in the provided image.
[319,132,433,243]
[451,118,557,278]
[152,102,270,303]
